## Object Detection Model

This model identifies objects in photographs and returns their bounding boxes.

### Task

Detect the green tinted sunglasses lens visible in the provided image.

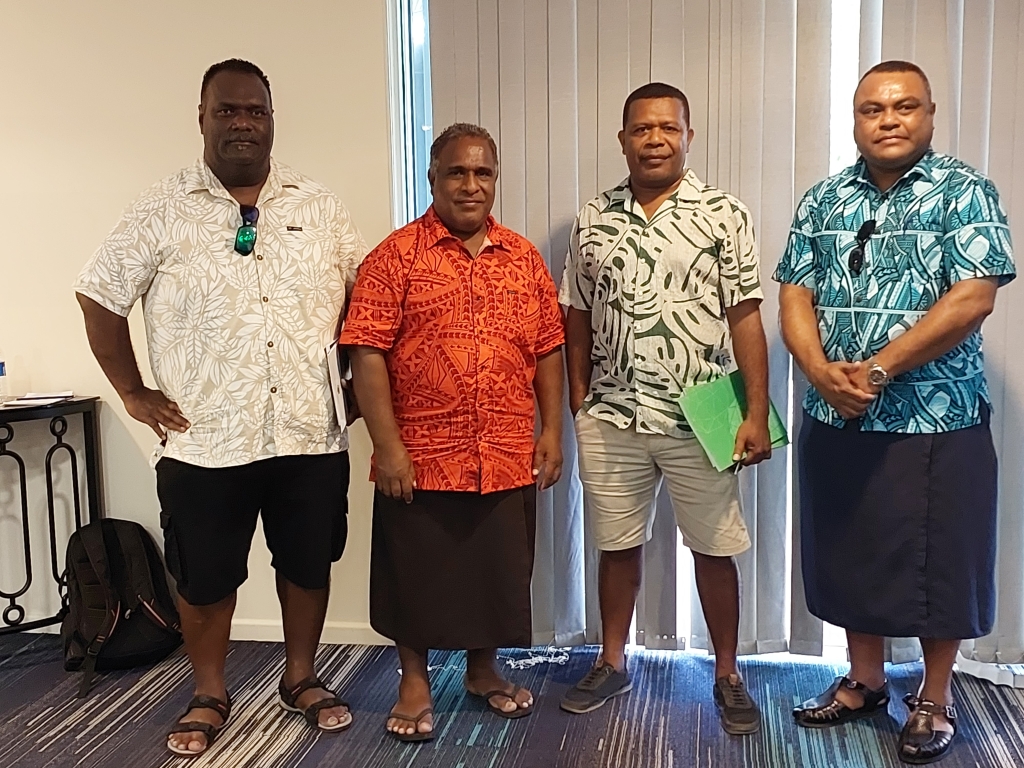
[235,225,257,255]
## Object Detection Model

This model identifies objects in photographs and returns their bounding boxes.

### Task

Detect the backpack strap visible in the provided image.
[75,522,120,697]
[112,522,178,630]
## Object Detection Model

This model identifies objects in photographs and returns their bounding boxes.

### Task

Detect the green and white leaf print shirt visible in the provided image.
[559,170,763,438]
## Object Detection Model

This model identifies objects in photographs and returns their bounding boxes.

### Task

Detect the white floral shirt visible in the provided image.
[75,159,367,468]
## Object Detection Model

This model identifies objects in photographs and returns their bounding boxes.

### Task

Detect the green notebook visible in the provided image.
[677,371,789,472]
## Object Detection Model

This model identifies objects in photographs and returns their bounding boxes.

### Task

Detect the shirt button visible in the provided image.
[262,296,269,303]
[270,386,278,394]
[256,254,264,261]
[267,341,274,348]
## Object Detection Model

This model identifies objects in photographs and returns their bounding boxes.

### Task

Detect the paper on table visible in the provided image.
[677,370,789,472]
[0,397,68,408]
[23,391,74,399]
[325,341,347,428]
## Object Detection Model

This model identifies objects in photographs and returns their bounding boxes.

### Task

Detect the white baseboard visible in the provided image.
[230,618,392,646]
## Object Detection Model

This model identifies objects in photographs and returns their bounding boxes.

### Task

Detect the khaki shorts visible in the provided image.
[574,410,751,556]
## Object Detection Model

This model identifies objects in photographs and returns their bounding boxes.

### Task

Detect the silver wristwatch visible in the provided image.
[867,361,890,388]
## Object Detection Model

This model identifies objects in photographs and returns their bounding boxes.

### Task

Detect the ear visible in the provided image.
[685,126,695,150]
[617,129,626,154]
[198,103,205,133]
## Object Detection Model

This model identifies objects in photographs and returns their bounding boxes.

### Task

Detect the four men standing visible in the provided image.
[76,56,1013,763]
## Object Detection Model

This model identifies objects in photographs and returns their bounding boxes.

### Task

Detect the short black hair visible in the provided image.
[201,59,272,103]
[622,82,690,129]
[428,123,499,183]
[858,60,932,101]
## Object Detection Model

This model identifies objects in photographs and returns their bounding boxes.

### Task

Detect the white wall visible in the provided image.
[0,0,393,644]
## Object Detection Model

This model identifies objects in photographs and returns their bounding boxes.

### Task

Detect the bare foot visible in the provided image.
[465,671,533,714]
[387,674,433,737]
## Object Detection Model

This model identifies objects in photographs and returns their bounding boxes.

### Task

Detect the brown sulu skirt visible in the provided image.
[369,485,537,650]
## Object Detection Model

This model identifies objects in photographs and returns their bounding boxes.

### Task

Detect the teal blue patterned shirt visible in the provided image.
[774,151,1015,433]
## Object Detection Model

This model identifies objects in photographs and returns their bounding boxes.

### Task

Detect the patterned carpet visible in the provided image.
[2,634,1024,767]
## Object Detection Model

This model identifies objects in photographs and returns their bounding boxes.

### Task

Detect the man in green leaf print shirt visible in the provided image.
[559,82,772,735]
[778,61,1014,765]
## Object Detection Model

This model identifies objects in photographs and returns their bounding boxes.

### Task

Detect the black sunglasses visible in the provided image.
[848,219,876,277]
[234,205,260,255]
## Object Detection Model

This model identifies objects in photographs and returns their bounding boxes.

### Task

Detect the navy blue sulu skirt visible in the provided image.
[797,407,997,639]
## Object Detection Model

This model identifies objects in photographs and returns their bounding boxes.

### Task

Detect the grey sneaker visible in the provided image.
[560,662,632,714]
[713,674,761,735]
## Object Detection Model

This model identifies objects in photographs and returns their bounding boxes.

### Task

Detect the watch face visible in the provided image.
[868,367,887,386]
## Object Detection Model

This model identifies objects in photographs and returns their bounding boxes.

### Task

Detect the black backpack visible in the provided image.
[60,518,183,696]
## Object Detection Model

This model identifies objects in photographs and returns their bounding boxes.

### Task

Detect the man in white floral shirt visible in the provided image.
[74,59,367,756]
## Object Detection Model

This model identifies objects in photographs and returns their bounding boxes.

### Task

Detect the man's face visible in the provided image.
[199,71,274,171]
[618,97,693,189]
[853,70,935,172]
[430,137,497,236]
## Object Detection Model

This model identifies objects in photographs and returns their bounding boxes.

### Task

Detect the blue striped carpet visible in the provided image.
[2,633,1024,767]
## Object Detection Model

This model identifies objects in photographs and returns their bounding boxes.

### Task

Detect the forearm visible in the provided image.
[874,277,998,378]
[533,348,565,437]
[565,307,594,412]
[779,284,830,385]
[76,293,146,398]
[347,346,403,450]
[725,299,769,421]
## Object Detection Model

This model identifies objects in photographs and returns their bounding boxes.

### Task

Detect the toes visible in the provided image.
[320,706,348,727]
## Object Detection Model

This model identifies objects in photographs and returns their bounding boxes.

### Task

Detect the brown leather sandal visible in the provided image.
[278,675,353,733]
[166,693,232,757]
[793,676,889,728]
[899,694,957,764]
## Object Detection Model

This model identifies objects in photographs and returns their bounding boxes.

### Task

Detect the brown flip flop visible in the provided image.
[386,706,435,743]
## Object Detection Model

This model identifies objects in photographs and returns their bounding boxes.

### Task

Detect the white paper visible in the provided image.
[23,391,74,399]
[325,341,347,428]
[1,397,67,408]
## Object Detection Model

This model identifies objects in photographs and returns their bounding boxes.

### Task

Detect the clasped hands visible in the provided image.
[810,360,881,420]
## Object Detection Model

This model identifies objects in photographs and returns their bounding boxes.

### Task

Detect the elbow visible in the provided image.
[968,296,996,329]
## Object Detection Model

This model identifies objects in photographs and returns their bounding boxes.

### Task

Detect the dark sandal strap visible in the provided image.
[904,695,957,720]
[281,675,335,705]
[301,696,350,728]
[479,684,529,705]
[389,706,433,724]
[168,721,219,739]
[180,694,231,722]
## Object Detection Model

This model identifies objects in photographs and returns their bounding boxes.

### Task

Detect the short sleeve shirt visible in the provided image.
[74,159,368,467]
[774,151,1015,433]
[558,170,763,438]
[339,206,565,493]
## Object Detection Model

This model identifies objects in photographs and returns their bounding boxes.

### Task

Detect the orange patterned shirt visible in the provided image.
[340,207,565,493]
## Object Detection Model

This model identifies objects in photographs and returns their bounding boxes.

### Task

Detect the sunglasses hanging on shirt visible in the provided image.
[234,204,260,255]
[848,219,877,277]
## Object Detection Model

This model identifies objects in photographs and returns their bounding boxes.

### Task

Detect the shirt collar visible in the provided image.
[609,168,704,217]
[422,205,511,252]
[184,157,288,205]
[851,148,937,192]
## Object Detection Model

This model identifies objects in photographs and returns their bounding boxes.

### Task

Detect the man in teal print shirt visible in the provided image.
[777,61,1014,765]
